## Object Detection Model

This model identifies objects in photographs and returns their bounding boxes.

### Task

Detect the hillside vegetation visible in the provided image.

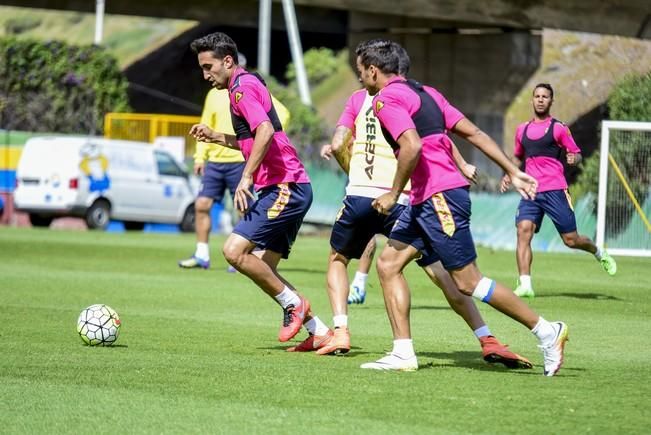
[0,6,197,68]
[504,29,651,153]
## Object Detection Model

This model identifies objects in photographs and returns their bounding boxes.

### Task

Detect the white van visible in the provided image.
[14,136,197,231]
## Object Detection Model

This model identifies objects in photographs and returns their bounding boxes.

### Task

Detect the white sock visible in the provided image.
[304,316,330,336]
[392,339,415,358]
[333,314,348,328]
[594,248,603,260]
[473,325,492,339]
[519,275,532,289]
[195,242,209,261]
[352,272,368,290]
[531,317,556,345]
[274,287,300,309]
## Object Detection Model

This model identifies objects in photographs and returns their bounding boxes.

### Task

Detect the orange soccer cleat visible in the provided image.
[278,295,310,342]
[286,330,334,352]
[316,326,351,355]
[480,335,533,369]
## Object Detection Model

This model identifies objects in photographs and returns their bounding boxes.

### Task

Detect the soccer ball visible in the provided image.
[77,304,121,346]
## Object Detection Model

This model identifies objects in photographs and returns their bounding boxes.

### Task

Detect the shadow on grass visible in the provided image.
[82,344,129,349]
[415,351,534,373]
[536,292,623,301]
[417,351,585,377]
[277,267,325,275]
[411,305,453,311]
[258,345,372,355]
[258,346,584,376]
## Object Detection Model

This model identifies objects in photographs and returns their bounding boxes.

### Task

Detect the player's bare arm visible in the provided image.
[451,142,477,184]
[453,118,537,199]
[372,128,421,214]
[234,121,274,212]
[322,125,353,173]
[189,123,241,150]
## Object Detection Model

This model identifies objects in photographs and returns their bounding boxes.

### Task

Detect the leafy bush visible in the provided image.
[265,74,327,162]
[573,72,651,235]
[285,47,339,88]
[0,37,130,134]
[4,17,42,35]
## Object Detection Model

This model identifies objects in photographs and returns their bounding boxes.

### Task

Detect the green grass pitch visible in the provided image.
[1,227,649,433]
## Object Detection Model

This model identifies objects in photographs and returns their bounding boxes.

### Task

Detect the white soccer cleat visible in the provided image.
[360,353,418,371]
[539,321,569,377]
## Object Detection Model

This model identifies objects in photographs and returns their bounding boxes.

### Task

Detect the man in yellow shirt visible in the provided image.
[179,54,290,270]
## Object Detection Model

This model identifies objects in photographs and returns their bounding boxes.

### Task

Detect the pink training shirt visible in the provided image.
[228,67,309,190]
[372,77,469,205]
[336,89,366,132]
[514,117,580,192]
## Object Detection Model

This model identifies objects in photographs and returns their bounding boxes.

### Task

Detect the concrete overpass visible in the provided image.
[3,0,649,172]
[2,0,650,37]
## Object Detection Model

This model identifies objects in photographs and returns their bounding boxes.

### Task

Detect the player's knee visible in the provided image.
[330,251,350,265]
[562,234,578,248]
[517,225,534,240]
[194,197,212,213]
[222,242,244,267]
[376,253,399,280]
[470,277,496,303]
[449,273,475,296]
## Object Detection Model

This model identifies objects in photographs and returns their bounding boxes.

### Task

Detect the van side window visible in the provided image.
[155,151,185,177]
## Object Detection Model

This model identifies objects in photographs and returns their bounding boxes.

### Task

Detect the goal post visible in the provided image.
[596,121,651,257]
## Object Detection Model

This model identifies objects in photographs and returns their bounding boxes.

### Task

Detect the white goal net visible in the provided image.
[596,121,651,257]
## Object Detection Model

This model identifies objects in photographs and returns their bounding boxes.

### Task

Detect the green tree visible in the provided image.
[0,37,130,134]
[285,47,339,88]
[573,72,651,236]
[264,74,327,162]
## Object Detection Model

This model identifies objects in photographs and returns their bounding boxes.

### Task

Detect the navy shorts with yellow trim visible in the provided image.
[390,187,477,270]
[330,196,405,259]
[233,182,312,259]
[198,162,248,203]
[329,196,439,267]
[516,189,577,234]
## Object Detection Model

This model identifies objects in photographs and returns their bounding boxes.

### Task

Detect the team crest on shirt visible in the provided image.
[375,100,384,113]
[235,91,244,103]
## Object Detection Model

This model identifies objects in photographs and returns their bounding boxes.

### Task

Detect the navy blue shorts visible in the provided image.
[233,183,312,259]
[198,162,247,203]
[390,187,477,270]
[516,189,577,234]
[330,195,440,267]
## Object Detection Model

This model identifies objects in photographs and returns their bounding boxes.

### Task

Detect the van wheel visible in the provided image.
[124,221,145,231]
[179,205,195,233]
[86,200,111,230]
[29,214,53,227]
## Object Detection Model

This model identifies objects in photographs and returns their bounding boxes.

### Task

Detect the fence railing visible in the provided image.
[103,113,200,157]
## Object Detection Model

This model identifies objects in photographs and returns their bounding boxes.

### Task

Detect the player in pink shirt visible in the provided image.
[310,49,531,369]
[501,83,617,298]
[355,39,568,376]
[188,32,331,347]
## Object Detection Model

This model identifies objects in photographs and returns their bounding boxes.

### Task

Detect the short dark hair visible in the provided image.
[355,38,401,75]
[397,45,410,76]
[533,83,554,99]
[190,32,238,63]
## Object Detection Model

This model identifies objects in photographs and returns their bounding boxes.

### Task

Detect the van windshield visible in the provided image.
[155,151,186,177]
